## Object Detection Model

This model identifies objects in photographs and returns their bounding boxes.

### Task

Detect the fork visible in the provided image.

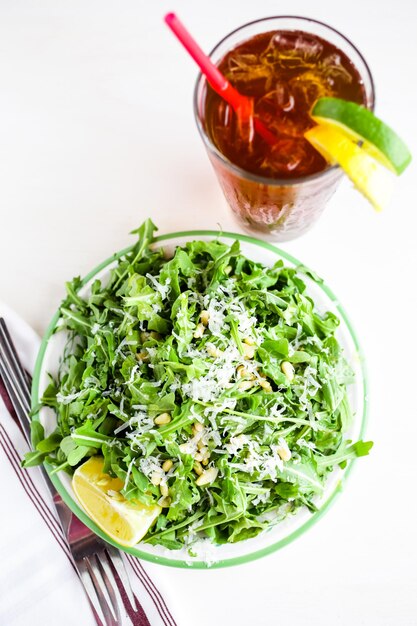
[0,317,138,626]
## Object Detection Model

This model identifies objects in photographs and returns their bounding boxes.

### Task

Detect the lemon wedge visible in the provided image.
[304,124,394,211]
[311,98,411,175]
[72,456,161,547]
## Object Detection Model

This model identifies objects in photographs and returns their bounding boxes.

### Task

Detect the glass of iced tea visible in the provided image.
[194,16,375,241]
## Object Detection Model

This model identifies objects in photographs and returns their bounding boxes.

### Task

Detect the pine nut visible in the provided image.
[237,365,248,378]
[154,412,171,426]
[158,496,171,508]
[242,343,256,359]
[192,424,205,437]
[243,337,255,346]
[238,365,256,381]
[162,459,173,472]
[195,467,218,486]
[193,461,203,476]
[193,421,204,433]
[206,343,222,358]
[193,323,205,339]
[281,361,295,382]
[238,379,254,391]
[277,439,292,462]
[201,458,209,466]
[179,442,192,454]
[259,379,273,393]
[150,472,162,486]
[200,310,210,326]
[195,448,209,462]
[160,483,169,497]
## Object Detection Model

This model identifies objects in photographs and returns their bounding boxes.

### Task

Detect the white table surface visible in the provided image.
[1,0,417,625]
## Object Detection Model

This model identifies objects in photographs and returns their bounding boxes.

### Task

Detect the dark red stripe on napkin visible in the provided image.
[0,377,21,429]
[0,424,72,559]
[127,556,178,626]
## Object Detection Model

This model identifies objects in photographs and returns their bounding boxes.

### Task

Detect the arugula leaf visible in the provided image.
[316,440,373,468]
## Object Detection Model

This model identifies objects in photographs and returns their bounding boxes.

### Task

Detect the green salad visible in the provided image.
[26,220,372,550]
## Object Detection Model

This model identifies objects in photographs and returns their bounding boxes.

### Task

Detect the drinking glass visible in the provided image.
[194,16,375,241]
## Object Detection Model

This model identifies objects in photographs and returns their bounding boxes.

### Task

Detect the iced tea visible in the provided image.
[205,30,366,179]
[194,18,374,240]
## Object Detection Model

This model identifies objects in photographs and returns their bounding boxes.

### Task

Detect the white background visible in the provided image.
[1,0,417,625]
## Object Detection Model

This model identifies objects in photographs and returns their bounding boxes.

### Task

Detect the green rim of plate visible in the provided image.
[31,229,369,569]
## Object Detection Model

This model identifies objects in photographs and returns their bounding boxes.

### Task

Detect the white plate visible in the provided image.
[32,230,368,568]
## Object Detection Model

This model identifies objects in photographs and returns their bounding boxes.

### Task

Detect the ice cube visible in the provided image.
[265,138,326,177]
[255,85,304,138]
[261,33,298,67]
[227,53,259,76]
[261,137,308,175]
[272,32,297,52]
[225,52,274,94]
[320,53,353,84]
[294,35,323,62]
[275,84,295,112]
[256,85,294,117]
[260,32,324,70]
[210,98,255,155]
[290,70,334,108]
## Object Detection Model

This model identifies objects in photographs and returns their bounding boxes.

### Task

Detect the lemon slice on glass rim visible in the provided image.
[72,456,161,547]
[305,124,394,212]
[305,97,411,211]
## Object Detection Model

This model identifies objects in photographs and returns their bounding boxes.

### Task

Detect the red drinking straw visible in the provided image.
[164,12,276,145]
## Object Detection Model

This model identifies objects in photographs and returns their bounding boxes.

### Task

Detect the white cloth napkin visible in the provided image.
[0,303,178,626]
